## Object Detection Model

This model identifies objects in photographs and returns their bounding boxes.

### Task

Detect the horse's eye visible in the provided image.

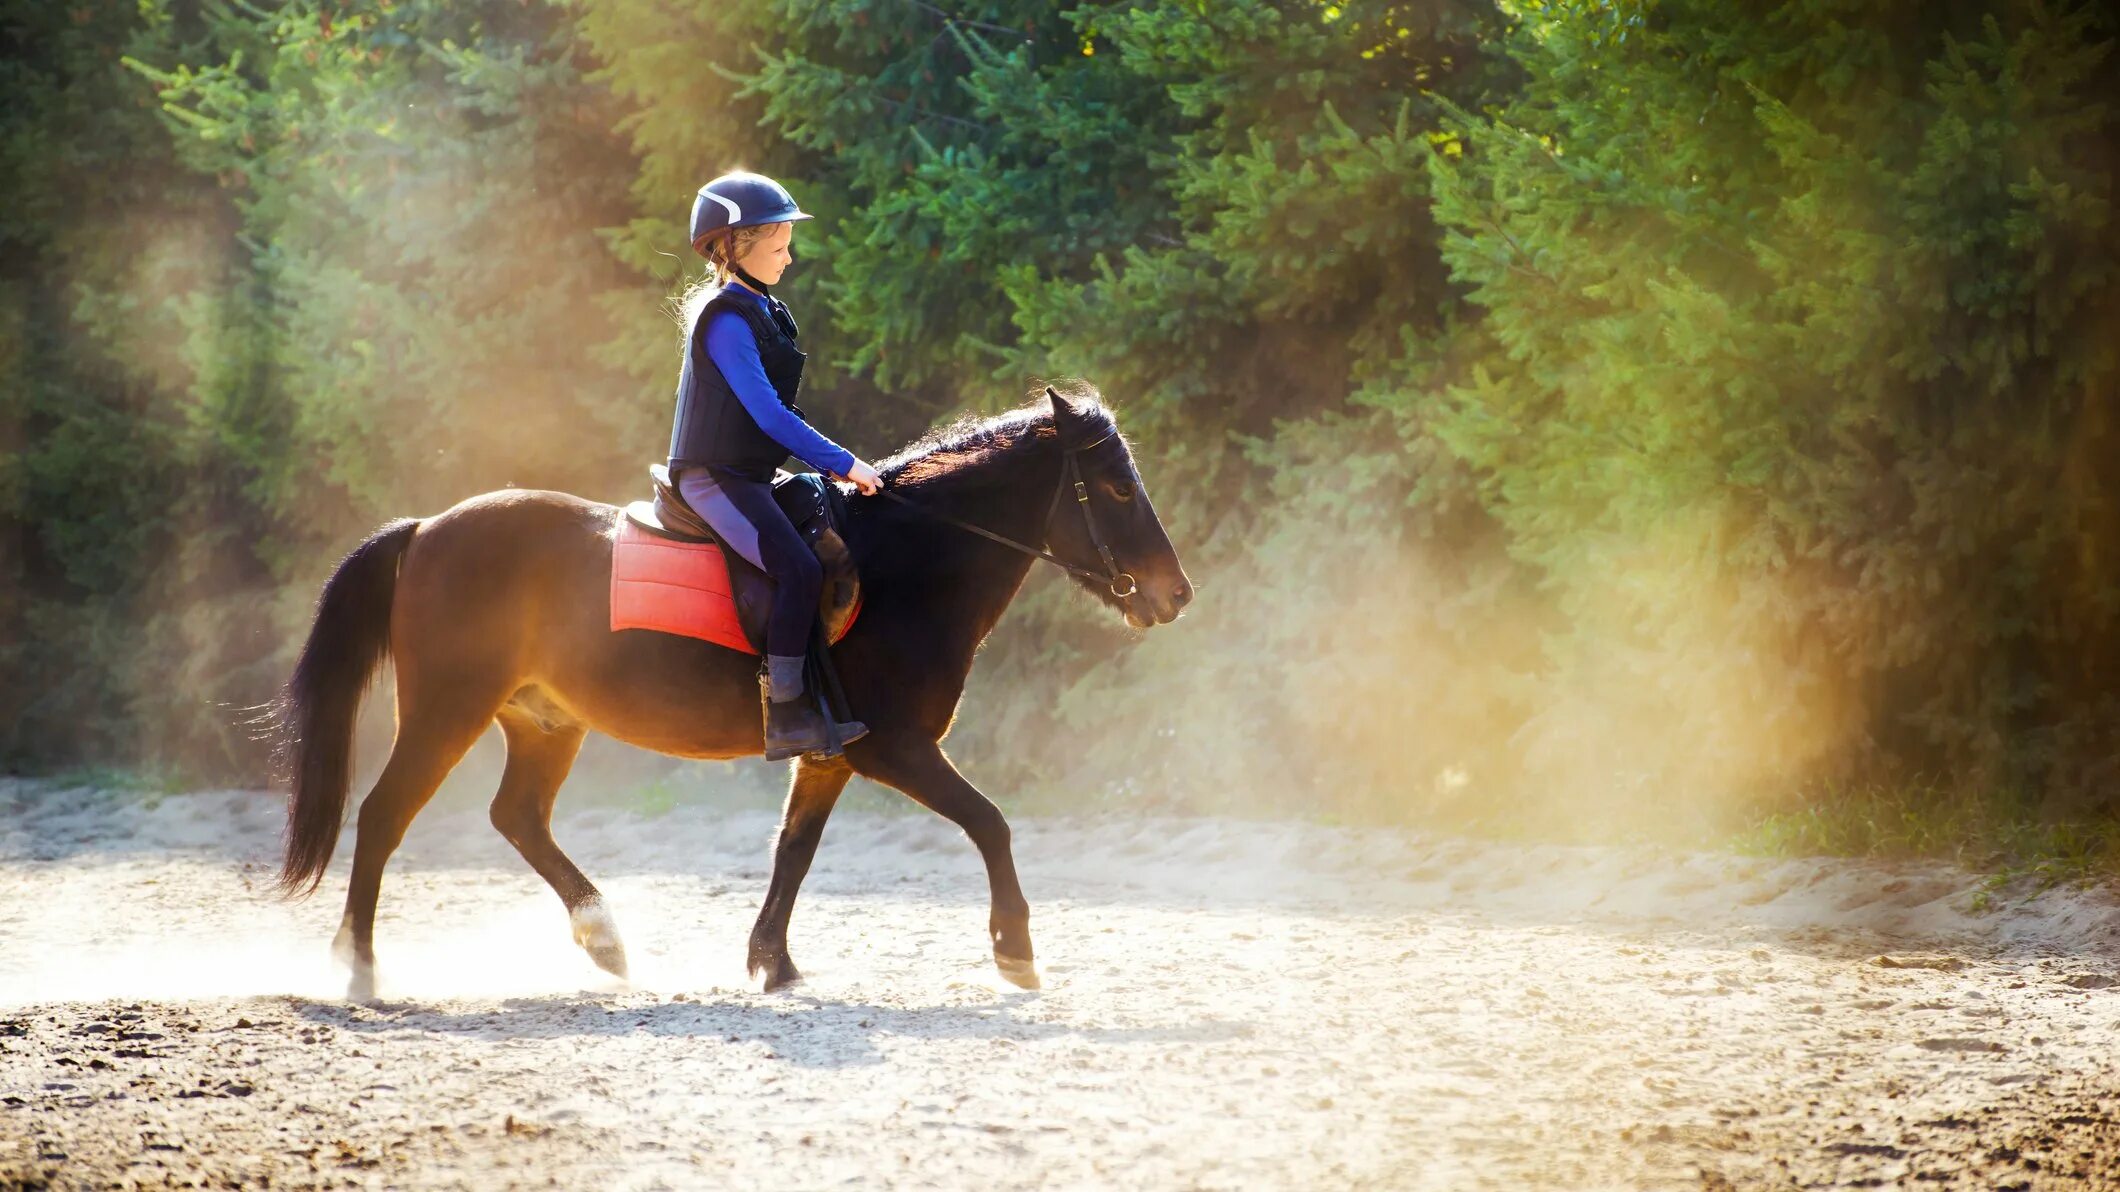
[1112,482,1135,501]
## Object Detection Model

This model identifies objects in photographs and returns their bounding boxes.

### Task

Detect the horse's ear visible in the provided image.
[1047,385,1086,432]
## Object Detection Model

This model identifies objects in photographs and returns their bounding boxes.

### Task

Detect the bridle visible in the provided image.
[867,430,1139,598]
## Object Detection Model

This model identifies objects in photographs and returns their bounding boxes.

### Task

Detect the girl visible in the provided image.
[669,170,882,760]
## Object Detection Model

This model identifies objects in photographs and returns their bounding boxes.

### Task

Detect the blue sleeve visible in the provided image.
[704,309,858,477]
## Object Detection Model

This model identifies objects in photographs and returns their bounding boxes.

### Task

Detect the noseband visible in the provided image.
[868,431,1139,598]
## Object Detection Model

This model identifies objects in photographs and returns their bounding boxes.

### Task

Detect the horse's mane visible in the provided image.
[875,381,1117,492]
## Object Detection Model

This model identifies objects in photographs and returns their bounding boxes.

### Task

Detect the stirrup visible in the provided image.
[805,714,868,760]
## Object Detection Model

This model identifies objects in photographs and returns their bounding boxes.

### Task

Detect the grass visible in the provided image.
[30,762,197,810]
[1724,780,2120,895]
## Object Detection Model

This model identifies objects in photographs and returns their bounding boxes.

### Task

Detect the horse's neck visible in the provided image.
[863,441,1063,649]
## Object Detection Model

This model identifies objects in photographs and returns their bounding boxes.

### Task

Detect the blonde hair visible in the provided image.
[672,223,778,347]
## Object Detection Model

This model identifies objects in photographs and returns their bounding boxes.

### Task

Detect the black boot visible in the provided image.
[802,633,869,758]
[811,712,869,757]
[759,670,833,762]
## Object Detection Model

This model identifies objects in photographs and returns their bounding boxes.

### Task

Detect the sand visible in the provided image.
[2,779,2118,1189]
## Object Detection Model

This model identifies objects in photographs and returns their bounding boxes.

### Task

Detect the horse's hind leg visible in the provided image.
[332,686,501,1001]
[488,711,626,978]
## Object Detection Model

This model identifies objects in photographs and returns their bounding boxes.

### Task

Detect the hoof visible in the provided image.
[570,900,628,980]
[331,919,378,1000]
[585,943,630,981]
[750,955,802,993]
[330,919,357,969]
[995,954,1041,990]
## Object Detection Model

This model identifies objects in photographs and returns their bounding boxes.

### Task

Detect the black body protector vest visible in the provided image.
[667,287,809,482]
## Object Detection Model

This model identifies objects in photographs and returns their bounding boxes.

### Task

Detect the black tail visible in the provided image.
[271,518,420,899]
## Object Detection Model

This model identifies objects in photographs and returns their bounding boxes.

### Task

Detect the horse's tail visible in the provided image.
[272,518,421,900]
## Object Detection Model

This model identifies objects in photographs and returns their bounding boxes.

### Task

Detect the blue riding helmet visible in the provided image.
[690,171,813,256]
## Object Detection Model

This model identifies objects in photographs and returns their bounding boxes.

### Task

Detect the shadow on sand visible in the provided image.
[286,991,1255,1070]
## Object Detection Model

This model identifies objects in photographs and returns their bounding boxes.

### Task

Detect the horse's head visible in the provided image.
[1043,386,1194,630]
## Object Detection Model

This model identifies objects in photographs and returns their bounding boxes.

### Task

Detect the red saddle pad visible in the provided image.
[609,519,858,654]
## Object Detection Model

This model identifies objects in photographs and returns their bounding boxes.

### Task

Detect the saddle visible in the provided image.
[612,464,862,656]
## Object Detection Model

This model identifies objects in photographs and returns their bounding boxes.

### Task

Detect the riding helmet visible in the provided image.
[690,171,813,257]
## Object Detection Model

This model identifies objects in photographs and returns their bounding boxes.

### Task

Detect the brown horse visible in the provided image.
[269,386,1191,999]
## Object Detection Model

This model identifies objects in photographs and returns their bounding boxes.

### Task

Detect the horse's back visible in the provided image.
[392,485,759,748]
[389,488,621,670]
[417,486,619,539]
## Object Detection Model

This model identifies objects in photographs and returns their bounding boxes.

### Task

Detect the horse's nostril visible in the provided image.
[1172,583,1192,608]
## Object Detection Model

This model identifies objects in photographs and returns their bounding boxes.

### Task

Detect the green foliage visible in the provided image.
[4,0,642,781]
[0,1,270,776]
[130,0,643,520]
[1729,780,2120,885]
[1421,0,2120,807]
[825,0,1510,798]
[5,0,2117,863]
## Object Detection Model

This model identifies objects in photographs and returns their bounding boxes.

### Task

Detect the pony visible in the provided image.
[269,385,1192,998]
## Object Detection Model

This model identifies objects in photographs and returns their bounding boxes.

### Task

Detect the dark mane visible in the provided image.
[875,382,1116,491]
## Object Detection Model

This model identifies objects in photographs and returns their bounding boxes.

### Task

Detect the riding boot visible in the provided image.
[758,666,833,762]
[802,625,868,758]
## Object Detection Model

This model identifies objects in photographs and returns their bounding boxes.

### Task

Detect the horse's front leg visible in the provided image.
[748,752,853,991]
[851,736,1038,989]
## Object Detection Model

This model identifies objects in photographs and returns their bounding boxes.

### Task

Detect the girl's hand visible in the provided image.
[845,459,883,496]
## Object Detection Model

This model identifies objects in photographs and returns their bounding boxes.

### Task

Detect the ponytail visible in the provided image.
[670,225,773,351]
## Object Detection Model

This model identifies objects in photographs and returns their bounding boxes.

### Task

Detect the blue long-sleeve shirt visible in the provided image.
[705,284,857,477]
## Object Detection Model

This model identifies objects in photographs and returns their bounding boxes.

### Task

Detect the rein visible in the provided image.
[866,432,1139,598]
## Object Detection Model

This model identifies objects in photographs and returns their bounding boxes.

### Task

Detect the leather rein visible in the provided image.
[733,274,1135,597]
[865,431,1139,598]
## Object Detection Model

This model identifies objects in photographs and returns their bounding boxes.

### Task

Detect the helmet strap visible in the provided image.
[732,262,773,297]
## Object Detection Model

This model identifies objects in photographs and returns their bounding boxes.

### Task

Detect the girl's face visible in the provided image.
[735,221,795,286]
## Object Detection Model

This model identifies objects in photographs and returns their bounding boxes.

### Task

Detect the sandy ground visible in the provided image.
[2,780,2119,1190]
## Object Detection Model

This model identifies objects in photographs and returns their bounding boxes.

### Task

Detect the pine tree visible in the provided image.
[1425,0,2120,805]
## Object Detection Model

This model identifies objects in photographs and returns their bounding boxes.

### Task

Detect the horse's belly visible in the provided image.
[523,629,766,756]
